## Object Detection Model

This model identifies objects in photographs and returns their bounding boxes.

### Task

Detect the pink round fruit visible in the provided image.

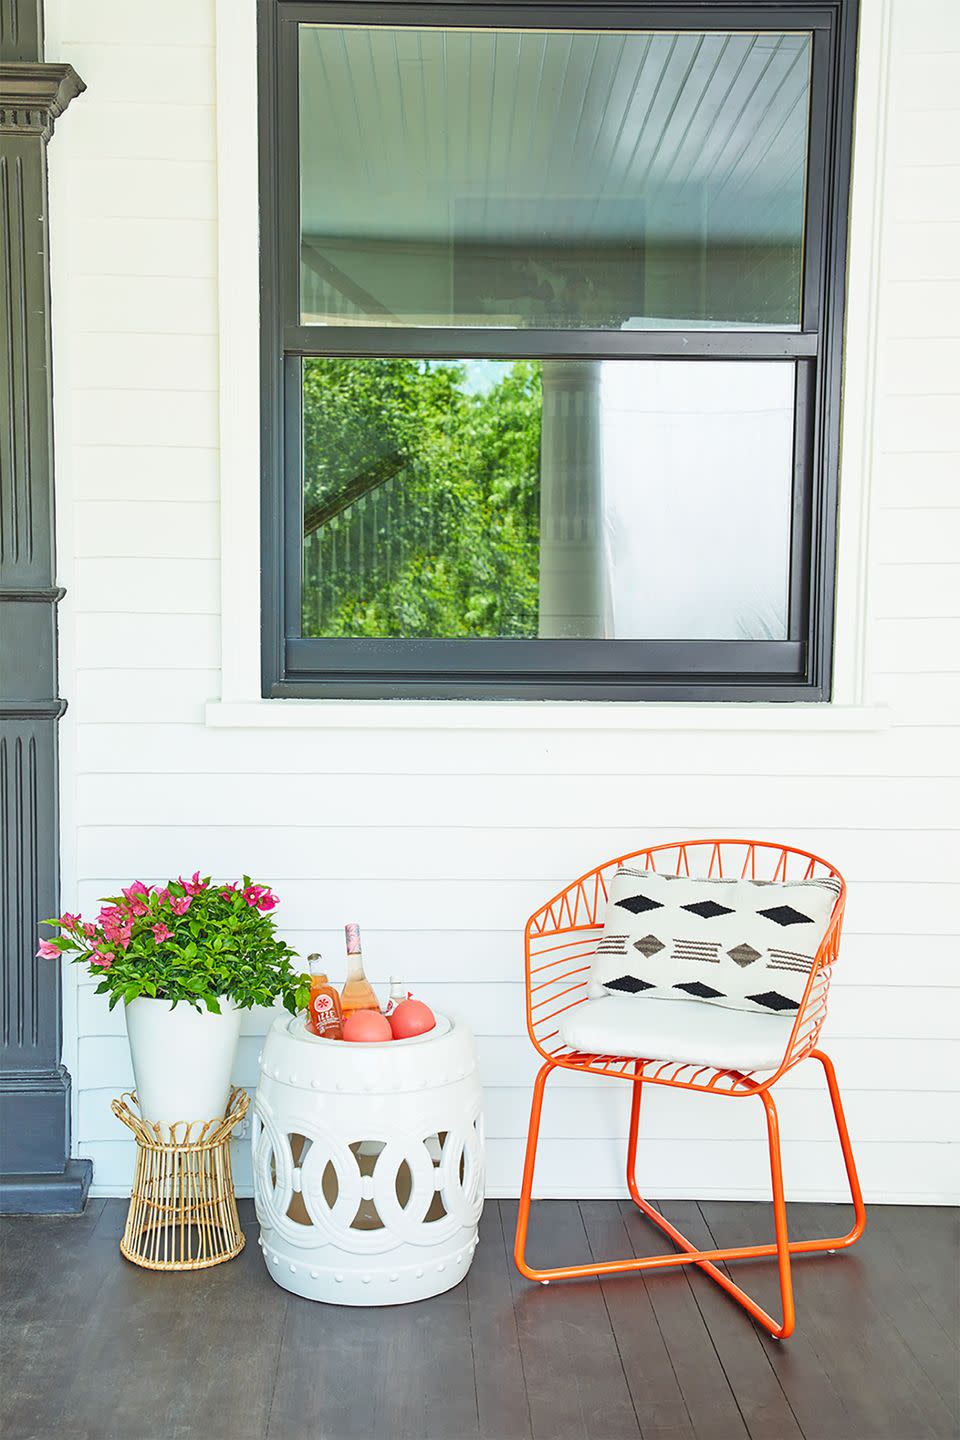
[342,1009,393,1043]
[389,998,436,1040]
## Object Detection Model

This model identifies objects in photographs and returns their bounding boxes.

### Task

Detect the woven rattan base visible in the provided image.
[112,1088,248,1271]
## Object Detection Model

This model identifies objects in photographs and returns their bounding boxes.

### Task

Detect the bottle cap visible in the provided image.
[307,952,325,975]
[345,923,361,955]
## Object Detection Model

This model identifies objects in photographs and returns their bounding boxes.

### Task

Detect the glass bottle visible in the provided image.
[384,976,408,1017]
[305,953,344,1039]
[339,923,380,1016]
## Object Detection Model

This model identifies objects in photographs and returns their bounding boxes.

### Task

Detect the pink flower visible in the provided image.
[90,952,113,969]
[170,894,192,916]
[116,926,133,951]
[156,888,170,907]
[242,883,278,911]
[36,939,61,959]
[152,923,172,943]
[58,912,81,929]
[220,883,238,899]
[181,871,208,896]
[122,882,151,917]
[83,921,97,939]
[100,907,129,943]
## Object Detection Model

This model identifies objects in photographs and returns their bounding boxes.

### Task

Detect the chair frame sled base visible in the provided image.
[513,1048,866,1340]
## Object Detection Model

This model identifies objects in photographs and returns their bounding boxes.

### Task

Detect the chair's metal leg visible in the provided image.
[811,1048,866,1247]
[625,1076,795,1337]
[761,1089,795,1339]
[514,1060,553,1282]
[626,1065,644,1208]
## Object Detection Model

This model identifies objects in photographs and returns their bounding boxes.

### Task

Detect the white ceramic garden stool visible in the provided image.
[252,1011,484,1306]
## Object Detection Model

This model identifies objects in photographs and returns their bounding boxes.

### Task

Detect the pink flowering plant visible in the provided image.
[39,874,310,1015]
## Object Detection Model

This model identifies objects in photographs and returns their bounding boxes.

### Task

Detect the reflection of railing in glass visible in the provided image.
[300,356,543,640]
[303,464,445,637]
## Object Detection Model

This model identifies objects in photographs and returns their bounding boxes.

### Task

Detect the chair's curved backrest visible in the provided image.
[524,839,846,1081]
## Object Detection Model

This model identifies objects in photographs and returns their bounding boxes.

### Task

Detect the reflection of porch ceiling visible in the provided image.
[299,27,810,247]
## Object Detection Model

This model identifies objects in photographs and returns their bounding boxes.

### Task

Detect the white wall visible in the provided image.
[47,0,959,1203]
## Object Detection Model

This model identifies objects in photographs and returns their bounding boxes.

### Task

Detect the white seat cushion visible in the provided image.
[559,994,795,1072]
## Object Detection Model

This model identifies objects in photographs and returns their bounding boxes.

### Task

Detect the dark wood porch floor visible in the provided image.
[1,1198,957,1440]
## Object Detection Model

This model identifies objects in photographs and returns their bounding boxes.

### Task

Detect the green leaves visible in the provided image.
[45,877,306,1016]
[302,358,542,640]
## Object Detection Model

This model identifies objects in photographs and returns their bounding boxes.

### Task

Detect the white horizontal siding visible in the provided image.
[70,445,219,502]
[77,1084,960,1146]
[49,0,960,1204]
[69,815,960,880]
[72,1139,959,1206]
[69,275,219,333]
[77,1035,960,1097]
[66,101,216,163]
[72,720,960,776]
[74,502,219,558]
[70,772,959,830]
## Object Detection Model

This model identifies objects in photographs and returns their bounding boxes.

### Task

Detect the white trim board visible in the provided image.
[206,701,893,732]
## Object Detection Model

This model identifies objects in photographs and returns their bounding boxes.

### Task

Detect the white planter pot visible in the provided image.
[125,996,242,1132]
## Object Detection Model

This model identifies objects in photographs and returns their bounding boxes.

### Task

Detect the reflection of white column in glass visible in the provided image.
[537,360,606,638]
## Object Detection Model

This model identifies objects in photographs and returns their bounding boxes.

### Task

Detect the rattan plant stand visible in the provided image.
[111,1087,248,1271]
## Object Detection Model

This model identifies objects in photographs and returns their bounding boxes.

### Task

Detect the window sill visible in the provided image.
[205,701,891,733]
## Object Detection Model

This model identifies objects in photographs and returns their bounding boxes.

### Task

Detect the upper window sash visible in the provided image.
[273,3,838,349]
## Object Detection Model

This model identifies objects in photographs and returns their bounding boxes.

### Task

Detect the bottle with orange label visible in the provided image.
[305,954,344,1039]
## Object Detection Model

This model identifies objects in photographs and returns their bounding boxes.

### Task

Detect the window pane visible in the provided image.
[298,26,811,330]
[300,358,794,639]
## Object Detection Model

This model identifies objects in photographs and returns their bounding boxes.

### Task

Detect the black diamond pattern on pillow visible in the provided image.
[746,990,799,1012]
[633,934,665,957]
[592,868,839,1019]
[615,893,664,915]
[681,899,734,919]
[758,904,814,927]
[727,942,762,967]
[674,981,724,999]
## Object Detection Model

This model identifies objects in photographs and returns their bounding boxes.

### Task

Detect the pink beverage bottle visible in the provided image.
[340,923,379,1017]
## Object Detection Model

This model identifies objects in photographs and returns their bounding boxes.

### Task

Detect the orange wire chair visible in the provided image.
[514,838,865,1339]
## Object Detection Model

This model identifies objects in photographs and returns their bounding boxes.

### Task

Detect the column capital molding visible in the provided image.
[0,61,84,138]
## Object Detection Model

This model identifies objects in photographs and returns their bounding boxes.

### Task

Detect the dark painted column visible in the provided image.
[0,0,90,1211]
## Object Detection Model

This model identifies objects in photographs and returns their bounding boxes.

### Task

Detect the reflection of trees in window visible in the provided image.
[302,359,543,638]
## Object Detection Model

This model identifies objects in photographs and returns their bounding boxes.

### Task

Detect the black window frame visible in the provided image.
[258,0,859,701]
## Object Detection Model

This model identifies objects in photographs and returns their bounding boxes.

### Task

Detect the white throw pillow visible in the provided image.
[588,869,841,1016]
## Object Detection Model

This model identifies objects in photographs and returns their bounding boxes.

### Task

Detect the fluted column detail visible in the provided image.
[537,360,607,639]
[0,0,89,1212]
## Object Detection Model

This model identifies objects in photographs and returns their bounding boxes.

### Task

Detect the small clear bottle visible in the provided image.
[339,923,380,1016]
[384,976,408,1017]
